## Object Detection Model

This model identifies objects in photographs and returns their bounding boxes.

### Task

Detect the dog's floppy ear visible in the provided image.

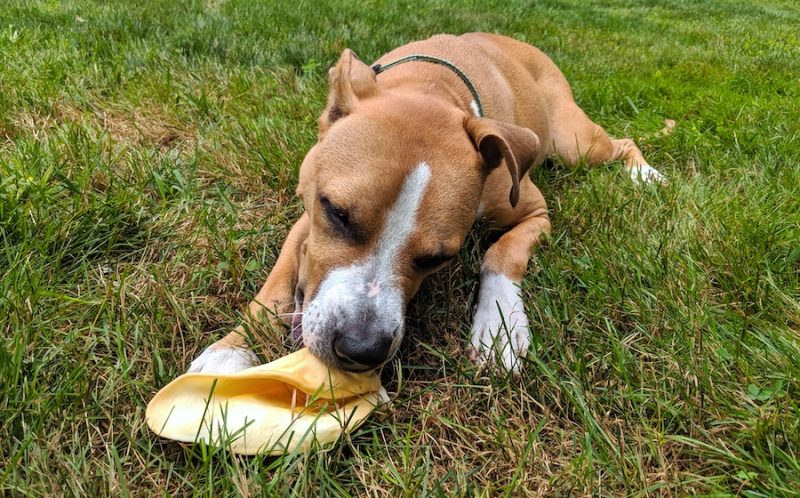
[318,49,378,136]
[465,116,540,208]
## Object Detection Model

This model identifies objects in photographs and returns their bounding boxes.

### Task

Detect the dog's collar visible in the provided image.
[371,54,485,117]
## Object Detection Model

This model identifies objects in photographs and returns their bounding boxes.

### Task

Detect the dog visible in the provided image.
[188,33,664,374]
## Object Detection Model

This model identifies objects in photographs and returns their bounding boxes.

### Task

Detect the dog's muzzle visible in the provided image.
[300,266,404,371]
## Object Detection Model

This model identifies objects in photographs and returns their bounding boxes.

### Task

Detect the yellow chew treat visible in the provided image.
[146,348,388,455]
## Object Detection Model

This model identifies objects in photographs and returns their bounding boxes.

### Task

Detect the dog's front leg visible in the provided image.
[470,188,550,372]
[188,213,310,373]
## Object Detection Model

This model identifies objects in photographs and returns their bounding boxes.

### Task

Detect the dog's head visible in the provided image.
[295,49,540,371]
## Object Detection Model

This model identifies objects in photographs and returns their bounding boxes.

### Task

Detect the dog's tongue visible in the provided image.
[291,303,303,344]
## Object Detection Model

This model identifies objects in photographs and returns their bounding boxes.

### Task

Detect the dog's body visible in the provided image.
[189,33,663,374]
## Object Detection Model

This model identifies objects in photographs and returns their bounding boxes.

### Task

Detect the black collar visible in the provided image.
[372,54,485,117]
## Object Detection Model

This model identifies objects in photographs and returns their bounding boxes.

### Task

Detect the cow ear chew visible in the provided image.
[146,348,389,455]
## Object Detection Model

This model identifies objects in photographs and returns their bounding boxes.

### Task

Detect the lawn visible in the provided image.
[1,0,799,495]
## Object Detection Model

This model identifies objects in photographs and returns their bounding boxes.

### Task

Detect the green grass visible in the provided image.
[1,0,799,495]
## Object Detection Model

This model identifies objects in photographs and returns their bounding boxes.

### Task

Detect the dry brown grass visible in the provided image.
[7,99,195,152]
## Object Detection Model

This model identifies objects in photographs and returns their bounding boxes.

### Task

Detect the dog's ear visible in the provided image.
[318,49,378,136]
[465,116,540,208]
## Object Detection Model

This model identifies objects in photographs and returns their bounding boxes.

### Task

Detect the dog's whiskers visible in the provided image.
[276,311,304,319]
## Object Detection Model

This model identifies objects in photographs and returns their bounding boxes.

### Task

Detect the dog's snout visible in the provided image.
[333,328,396,370]
[302,264,406,370]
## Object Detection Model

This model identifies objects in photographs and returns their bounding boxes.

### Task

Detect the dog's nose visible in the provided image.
[333,331,395,370]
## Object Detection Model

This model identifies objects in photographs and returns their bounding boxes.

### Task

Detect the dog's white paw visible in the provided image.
[188,345,259,374]
[629,163,666,185]
[469,272,530,372]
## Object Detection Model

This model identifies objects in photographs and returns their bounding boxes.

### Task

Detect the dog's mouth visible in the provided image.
[291,288,304,344]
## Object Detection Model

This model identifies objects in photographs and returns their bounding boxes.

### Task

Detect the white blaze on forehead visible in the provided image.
[373,162,431,273]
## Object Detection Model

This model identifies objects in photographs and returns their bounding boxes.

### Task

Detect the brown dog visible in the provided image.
[189,33,664,374]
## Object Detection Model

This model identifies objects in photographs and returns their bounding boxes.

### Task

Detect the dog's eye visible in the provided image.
[321,196,348,225]
[413,252,454,271]
[320,196,349,229]
[320,195,363,241]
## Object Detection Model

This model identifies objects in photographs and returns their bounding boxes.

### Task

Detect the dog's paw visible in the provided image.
[629,163,666,185]
[469,272,530,372]
[188,345,259,374]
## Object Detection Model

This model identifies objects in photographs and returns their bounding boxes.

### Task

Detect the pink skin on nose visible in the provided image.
[366,280,381,298]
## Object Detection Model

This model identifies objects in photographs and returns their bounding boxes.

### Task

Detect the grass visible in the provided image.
[1,0,799,495]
